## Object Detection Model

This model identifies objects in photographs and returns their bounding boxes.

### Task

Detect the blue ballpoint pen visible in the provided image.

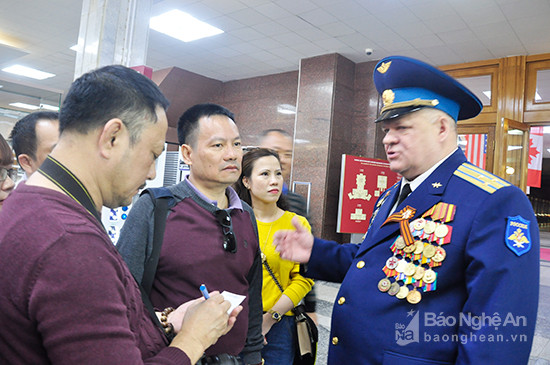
[199,284,210,299]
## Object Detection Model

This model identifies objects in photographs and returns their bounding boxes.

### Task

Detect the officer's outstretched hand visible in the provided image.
[273,216,314,263]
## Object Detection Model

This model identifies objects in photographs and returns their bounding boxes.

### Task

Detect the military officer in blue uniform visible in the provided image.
[273,56,539,364]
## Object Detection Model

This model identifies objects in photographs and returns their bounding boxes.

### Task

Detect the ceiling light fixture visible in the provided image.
[9,102,40,110]
[149,10,224,42]
[2,65,55,80]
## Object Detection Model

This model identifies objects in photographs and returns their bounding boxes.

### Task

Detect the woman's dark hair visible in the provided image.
[0,134,13,166]
[234,148,287,210]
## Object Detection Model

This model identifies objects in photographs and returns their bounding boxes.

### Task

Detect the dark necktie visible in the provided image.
[396,183,412,206]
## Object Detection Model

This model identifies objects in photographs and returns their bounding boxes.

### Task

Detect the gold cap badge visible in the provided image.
[382,89,395,107]
[377,61,392,74]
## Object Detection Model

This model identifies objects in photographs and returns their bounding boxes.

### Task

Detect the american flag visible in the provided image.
[460,134,487,169]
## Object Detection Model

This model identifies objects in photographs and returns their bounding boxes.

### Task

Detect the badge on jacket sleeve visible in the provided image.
[505,216,532,256]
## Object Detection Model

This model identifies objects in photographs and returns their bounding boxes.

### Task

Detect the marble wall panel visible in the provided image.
[153,67,223,143]
[294,54,339,240]
[220,70,298,147]
[327,55,357,243]
[353,61,383,159]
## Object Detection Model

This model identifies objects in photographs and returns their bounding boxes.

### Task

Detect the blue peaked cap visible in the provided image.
[373,56,482,122]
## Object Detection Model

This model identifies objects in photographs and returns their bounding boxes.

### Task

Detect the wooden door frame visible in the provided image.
[457,124,496,174]
[501,118,530,191]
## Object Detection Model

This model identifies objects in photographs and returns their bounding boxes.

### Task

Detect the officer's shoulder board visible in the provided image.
[453,162,510,194]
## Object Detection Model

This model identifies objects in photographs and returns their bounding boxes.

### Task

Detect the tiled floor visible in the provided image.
[313,242,550,365]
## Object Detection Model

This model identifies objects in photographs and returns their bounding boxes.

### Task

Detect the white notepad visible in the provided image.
[221,291,246,314]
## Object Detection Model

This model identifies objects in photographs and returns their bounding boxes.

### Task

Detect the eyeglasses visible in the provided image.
[0,167,17,184]
[214,209,237,253]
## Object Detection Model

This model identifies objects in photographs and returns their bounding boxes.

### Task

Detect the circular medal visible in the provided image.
[435,224,449,238]
[396,285,409,299]
[403,243,416,254]
[395,259,408,273]
[423,244,436,258]
[406,289,422,304]
[423,269,437,284]
[432,246,447,262]
[386,256,399,270]
[404,262,416,276]
[414,240,424,254]
[378,278,391,292]
[413,265,425,280]
[394,236,406,250]
[424,220,436,234]
[413,218,426,231]
[388,282,400,296]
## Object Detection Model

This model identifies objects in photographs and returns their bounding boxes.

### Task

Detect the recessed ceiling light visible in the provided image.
[2,65,55,80]
[9,102,40,110]
[149,10,224,42]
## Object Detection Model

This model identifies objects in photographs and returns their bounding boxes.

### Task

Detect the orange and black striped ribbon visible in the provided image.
[383,206,416,246]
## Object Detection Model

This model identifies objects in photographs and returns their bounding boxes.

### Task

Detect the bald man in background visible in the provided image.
[10,111,59,179]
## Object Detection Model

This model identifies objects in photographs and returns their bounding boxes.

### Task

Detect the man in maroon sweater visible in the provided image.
[0,66,241,364]
[118,103,264,365]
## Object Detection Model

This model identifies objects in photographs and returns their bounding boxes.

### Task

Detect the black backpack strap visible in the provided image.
[139,281,174,342]
[141,187,175,296]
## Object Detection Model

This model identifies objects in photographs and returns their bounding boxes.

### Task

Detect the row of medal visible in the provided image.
[378,203,456,305]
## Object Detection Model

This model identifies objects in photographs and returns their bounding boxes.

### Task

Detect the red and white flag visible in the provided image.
[527,127,544,188]
[463,134,487,169]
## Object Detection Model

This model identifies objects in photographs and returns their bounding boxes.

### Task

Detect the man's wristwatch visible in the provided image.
[267,309,282,322]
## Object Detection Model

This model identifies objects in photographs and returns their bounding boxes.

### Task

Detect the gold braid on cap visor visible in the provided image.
[381,97,439,113]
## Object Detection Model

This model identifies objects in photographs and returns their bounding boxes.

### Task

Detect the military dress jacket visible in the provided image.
[307,149,539,365]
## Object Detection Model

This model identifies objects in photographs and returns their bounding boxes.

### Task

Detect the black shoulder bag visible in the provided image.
[262,258,317,365]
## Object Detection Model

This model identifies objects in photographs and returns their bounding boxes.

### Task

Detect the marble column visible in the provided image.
[74,0,152,78]
[292,54,350,242]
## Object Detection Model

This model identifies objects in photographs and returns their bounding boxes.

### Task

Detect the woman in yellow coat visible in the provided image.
[235,148,314,365]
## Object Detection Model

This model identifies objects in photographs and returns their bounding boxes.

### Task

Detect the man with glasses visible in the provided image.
[0,133,16,211]
[118,103,264,365]
[10,111,59,179]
